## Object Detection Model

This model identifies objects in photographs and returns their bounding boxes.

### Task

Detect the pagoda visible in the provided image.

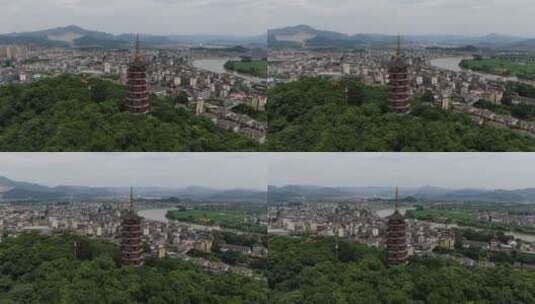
[120,187,143,266]
[125,34,149,114]
[388,35,411,113]
[386,187,408,265]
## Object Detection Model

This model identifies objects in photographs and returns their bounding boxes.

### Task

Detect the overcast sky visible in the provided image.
[266,0,535,36]
[0,0,270,36]
[2,153,535,191]
[268,153,535,190]
[1,0,534,36]
[0,153,267,190]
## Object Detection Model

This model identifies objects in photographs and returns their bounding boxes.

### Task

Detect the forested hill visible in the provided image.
[0,76,256,152]
[2,232,534,303]
[266,77,535,152]
[268,236,535,303]
[0,233,268,303]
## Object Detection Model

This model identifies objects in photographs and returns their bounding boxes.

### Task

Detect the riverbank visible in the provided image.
[192,58,265,82]
[139,208,266,235]
[460,58,535,82]
[430,56,535,86]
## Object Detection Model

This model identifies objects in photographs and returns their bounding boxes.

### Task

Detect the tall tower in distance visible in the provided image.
[386,186,408,265]
[120,187,143,266]
[125,34,150,114]
[388,35,411,114]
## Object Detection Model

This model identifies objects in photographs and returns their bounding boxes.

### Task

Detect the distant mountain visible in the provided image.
[167,34,267,47]
[0,25,266,48]
[206,189,267,203]
[269,185,535,203]
[0,176,265,203]
[477,33,526,47]
[268,25,531,50]
[505,39,535,51]
[137,186,266,203]
[268,25,365,48]
[267,185,356,203]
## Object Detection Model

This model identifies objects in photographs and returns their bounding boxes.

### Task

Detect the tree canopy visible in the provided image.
[2,232,535,303]
[268,236,535,304]
[0,232,268,304]
[0,75,256,152]
[266,77,535,151]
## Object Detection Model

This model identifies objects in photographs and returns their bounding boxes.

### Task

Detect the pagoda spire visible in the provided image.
[396,33,401,57]
[129,186,134,212]
[395,186,400,211]
[133,33,142,63]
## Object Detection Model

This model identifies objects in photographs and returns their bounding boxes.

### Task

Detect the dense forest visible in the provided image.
[266,77,535,151]
[0,75,256,151]
[2,232,535,303]
[0,232,268,304]
[268,236,535,304]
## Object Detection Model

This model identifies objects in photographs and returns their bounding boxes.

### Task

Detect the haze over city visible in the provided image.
[0,153,267,190]
[268,153,535,190]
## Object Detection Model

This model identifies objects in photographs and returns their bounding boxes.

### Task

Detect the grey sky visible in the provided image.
[265,0,535,36]
[1,0,533,36]
[0,0,269,36]
[0,153,267,190]
[268,153,535,190]
[2,153,534,191]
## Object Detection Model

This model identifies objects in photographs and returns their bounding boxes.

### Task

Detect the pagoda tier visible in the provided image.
[124,35,149,115]
[120,212,143,266]
[388,56,411,114]
[386,212,408,265]
[125,65,149,114]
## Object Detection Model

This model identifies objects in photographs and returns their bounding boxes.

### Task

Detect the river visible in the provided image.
[192,58,264,82]
[430,56,520,82]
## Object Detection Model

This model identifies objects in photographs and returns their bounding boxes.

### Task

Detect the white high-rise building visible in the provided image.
[104,62,112,74]
[342,63,351,75]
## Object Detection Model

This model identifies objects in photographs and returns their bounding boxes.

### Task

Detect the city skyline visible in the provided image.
[0,153,267,190]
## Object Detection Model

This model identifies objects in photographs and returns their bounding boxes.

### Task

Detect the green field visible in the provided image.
[224,60,267,78]
[460,58,535,81]
[166,207,267,234]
